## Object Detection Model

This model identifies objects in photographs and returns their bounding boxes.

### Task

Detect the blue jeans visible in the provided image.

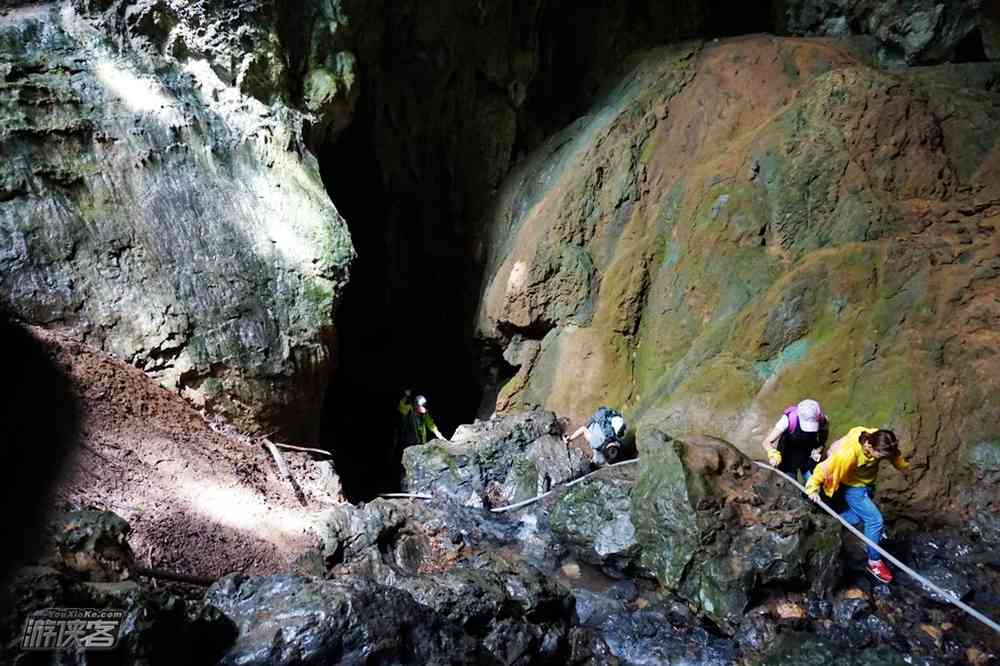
[839,486,883,561]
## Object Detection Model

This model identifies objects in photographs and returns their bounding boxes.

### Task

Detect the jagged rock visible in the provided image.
[566,626,621,665]
[51,510,135,582]
[630,432,841,634]
[899,531,984,603]
[205,573,484,665]
[387,553,577,663]
[735,614,779,654]
[401,410,588,507]
[548,467,646,574]
[833,597,871,626]
[310,499,405,574]
[775,0,999,65]
[807,598,833,620]
[763,633,912,665]
[572,589,738,665]
[0,3,353,439]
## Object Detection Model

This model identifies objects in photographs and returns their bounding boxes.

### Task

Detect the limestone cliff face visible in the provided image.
[0,2,354,439]
[476,35,1000,529]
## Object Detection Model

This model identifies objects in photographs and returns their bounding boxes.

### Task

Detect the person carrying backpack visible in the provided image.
[563,407,627,466]
[805,427,910,583]
[760,399,828,481]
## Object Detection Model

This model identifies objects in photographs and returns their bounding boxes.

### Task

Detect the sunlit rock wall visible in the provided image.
[0,3,354,439]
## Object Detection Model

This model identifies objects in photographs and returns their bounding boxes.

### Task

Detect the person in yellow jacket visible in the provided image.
[805,427,910,584]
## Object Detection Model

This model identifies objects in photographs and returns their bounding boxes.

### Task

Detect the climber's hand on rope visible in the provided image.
[767,449,782,467]
[808,492,820,504]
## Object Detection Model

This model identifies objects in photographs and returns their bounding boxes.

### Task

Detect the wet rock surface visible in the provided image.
[548,467,645,575]
[205,573,480,665]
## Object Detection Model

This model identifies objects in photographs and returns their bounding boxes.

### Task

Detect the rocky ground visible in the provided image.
[2,336,997,664]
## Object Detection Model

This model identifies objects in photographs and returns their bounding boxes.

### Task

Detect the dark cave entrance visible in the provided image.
[318,106,484,503]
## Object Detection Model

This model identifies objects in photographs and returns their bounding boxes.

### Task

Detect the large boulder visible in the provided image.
[474,34,1000,526]
[547,466,646,575]
[205,564,595,665]
[630,432,841,634]
[0,3,353,439]
[205,573,481,665]
[401,410,588,508]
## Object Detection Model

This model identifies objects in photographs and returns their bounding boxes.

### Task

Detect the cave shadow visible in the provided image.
[317,99,483,503]
[0,313,82,600]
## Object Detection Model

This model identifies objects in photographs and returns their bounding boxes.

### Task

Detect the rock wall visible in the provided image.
[0,2,354,439]
[775,0,1000,65]
[0,0,722,443]
[475,35,1000,527]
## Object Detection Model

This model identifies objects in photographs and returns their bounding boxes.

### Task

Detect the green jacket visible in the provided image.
[398,398,438,445]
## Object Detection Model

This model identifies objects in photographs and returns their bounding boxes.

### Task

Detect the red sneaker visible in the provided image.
[867,560,893,584]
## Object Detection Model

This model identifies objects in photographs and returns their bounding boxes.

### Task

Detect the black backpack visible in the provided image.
[589,406,626,442]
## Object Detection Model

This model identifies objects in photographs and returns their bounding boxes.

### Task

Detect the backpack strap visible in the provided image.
[783,405,798,434]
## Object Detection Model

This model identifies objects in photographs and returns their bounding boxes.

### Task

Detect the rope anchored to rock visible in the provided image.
[378,461,642,512]
[754,461,1000,635]
[488,459,640,513]
[382,455,998,634]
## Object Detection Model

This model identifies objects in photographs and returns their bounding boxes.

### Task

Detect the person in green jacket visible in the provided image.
[398,394,446,447]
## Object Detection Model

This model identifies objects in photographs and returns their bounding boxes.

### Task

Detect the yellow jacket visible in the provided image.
[805,427,910,497]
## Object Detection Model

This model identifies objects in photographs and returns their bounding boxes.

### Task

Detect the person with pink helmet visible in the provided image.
[761,398,829,482]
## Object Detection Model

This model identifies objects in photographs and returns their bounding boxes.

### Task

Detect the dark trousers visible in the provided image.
[777,441,817,480]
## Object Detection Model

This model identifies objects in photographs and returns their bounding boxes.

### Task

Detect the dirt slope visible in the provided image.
[36,327,341,579]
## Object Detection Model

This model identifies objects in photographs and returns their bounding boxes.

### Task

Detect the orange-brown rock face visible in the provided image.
[476,35,1000,530]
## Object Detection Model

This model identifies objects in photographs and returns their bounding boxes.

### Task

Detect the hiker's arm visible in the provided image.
[804,460,827,500]
[563,426,587,443]
[761,417,786,465]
